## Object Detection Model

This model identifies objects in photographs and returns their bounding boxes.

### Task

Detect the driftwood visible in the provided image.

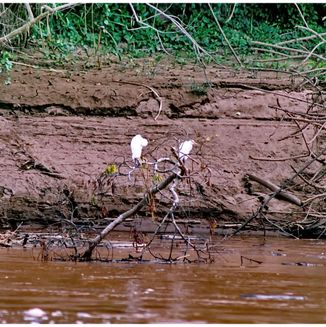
[247,174,302,206]
[81,172,178,260]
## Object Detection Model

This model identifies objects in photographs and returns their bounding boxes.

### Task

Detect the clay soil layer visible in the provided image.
[0,58,321,236]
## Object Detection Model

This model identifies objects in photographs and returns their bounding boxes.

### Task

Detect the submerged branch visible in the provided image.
[81,172,178,260]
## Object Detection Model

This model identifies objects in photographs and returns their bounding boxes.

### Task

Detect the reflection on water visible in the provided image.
[0,235,325,323]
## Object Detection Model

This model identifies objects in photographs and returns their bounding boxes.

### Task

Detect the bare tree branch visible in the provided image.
[0,3,81,46]
[247,174,302,206]
[81,172,178,260]
[208,3,243,67]
[24,3,34,21]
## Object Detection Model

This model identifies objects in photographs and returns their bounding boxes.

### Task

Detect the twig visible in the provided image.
[241,84,326,110]
[11,61,67,73]
[249,154,309,162]
[307,121,326,144]
[130,3,213,66]
[276,32,326,46]
[263,214,299,239]
[294,4,309,29]
[296,25,326,44]
[208,3,242,67]
[303,192,326,205]
[225,4,237,23]
[251,40,326,62]
[297,41,325,68]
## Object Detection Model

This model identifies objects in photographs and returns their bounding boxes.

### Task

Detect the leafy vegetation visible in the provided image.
[0,3,325,72]
[0,51,13,73]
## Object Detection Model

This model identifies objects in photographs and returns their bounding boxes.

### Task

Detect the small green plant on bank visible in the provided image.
[0,51,13,85]
[190,82,212,96]
[0,51,13,73]
[104,164,118,175]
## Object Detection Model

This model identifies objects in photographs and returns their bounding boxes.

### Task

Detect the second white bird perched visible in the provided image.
[178,139,196,163]
[131,134,148,167]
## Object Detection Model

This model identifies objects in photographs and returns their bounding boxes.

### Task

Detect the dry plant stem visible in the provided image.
[141,210,170,253]
[294,4,309,29]
[81,172,177,260]
[207,3,242,67]
[141,177,197,259]
[277,122,309,142]
[301,67,326,75]
[247,174,302,206]
[225,3,236,23]
[253,56,305,63]
[252,47,298,58]
[263,214,299,239]
[289,115,312,155]
[0,3,80,46]
[11,61,66,73]
[307,121,326,144]
[269,105,326,124]
[290,165,323,191]
[303,192,326,205]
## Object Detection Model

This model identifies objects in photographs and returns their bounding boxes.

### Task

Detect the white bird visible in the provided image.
[178,139,196,163]
[130,134,148,167]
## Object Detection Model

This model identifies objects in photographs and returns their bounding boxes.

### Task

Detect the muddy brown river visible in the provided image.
[0,235,325,323]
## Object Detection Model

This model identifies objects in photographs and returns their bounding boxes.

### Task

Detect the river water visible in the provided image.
[0,234,325,323]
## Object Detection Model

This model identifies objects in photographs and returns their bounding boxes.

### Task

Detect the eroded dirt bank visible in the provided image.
[0,59,323,236]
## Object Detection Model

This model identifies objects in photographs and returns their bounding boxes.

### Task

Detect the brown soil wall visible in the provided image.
[0,59,319,232]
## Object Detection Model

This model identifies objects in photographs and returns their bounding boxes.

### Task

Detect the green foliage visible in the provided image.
[190,82,211,96]
[4,3,326,66]
[104,164,118,175]
[152,173,163,183]
[0,51,13,73]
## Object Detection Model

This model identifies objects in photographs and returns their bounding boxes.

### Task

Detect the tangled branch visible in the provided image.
[0,3,81,47]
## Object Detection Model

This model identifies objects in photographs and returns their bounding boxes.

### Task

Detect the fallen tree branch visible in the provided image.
[81,172,178,260]
[247,174,302,206]
[276,31,326,46]
[251,40,326,62]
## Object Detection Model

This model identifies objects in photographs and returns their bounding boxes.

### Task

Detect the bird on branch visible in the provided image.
[130,134,148,167]
[178,139,196,163]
